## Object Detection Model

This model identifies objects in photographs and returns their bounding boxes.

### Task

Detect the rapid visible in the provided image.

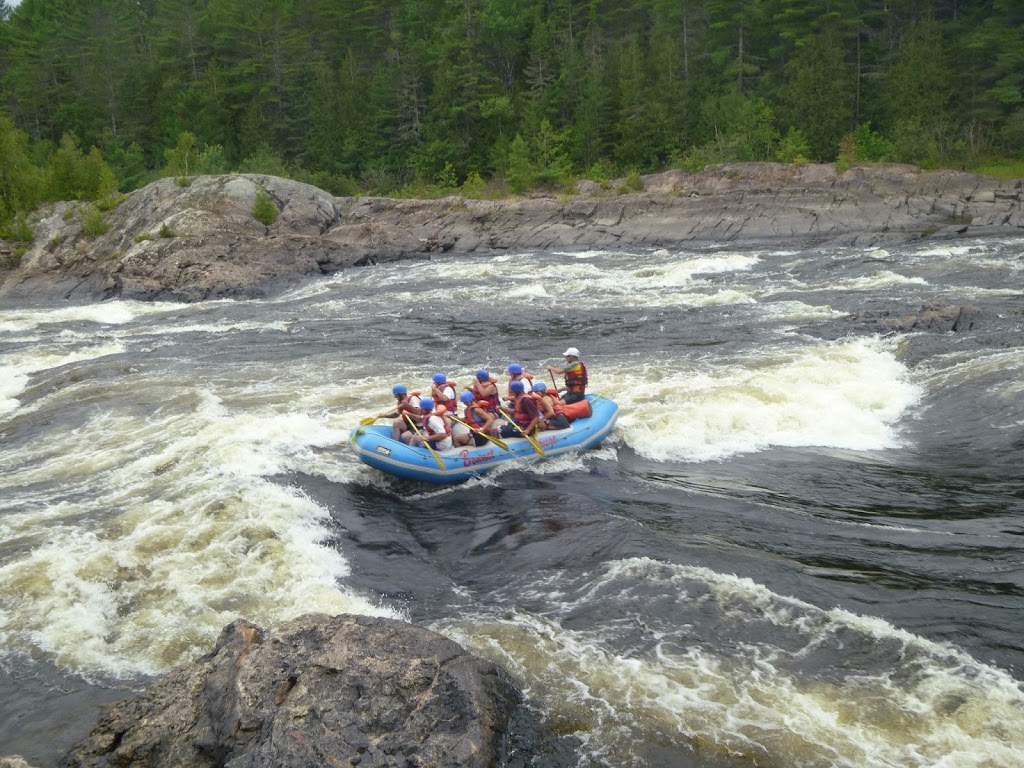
[1,237,1022,767]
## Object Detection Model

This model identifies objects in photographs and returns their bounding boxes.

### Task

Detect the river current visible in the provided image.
[1,238,1022,767]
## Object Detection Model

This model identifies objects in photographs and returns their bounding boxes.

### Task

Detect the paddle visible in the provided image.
[449,414,510,452]
[504,416,545,456]
[360,411,393,426]
[404,412,445,469]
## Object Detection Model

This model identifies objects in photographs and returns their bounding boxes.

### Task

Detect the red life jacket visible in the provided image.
[511,393,539,428]
[565,362,587,394]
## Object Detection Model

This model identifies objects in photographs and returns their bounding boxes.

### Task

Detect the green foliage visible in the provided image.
[836,135,857,173]
[0,0,1021,196]
[0,116,42,234]
[506,134,534,194]
[776,127,811,164]
[532,119,573,189]
[850,124,891,163]
[618,169,645,193]
[971,159,1024,181]
[133,232,154,243]
[460,172,486,199]
[8,214,34,243]
[95,193,126,212]
[238,145,289,177]
[436,162,458,192]
[586,159,618,185]
[81,205,110,237]
[194,145,230,176]
[158,223,176,238]
[43,134,118,203]
[290,169,360,197]
[163,132,199,178]
[252,189,279,226]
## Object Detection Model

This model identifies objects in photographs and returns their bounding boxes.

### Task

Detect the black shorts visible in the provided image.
[562,392,585,404]
[473,432,490,447]
[498,424,523,439]
[546,413,571,430]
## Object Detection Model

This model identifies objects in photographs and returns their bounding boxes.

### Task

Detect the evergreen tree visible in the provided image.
[779,24,855,161]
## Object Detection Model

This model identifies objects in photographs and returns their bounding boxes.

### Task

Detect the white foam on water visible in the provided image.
[0,300,194,333]
[0,381,402,678]
[0,341,127,417]
[835,270,930,291]
[319,249,766,311]
[607,336,921,462]
[438,557,1024,768]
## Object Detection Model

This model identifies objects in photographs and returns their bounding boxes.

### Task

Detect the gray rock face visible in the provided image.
[1,164,1021,303]
[59,614,543,768]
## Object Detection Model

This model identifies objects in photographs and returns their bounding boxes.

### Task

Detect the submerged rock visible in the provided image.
[1,164,1021,303]
[60,614,571,768]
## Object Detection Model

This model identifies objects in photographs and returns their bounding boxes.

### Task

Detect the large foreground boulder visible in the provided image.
[60,614,551,768]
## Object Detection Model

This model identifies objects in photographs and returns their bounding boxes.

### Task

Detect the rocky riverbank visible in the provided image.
[0,163,1022,304]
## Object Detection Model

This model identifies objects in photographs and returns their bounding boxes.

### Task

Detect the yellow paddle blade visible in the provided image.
[449,415,510,452]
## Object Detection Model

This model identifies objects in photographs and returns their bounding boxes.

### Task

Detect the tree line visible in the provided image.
[1,0,1023,239]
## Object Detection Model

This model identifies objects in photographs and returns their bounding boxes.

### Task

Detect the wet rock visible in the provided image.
[0,757,43,768]
[60,614,563,768]
[797,300,987,343]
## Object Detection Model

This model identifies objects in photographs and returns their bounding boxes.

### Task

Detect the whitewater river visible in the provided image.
[1,238,1022,767]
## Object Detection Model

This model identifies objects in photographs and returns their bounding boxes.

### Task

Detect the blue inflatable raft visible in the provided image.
[349,395,618,484]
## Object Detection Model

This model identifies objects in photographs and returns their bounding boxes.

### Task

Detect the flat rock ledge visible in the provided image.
[11,614,572,768]
[1,163,1022,303]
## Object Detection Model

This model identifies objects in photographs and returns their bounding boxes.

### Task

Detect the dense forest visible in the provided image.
[1,0,1023,238]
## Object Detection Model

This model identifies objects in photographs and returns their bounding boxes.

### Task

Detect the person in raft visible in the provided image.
[532,382,571,430]
[465,369,500,413]
[429,372,458,414]
[491,380,541,439]
[386,384,422,440]
[452,390,497,448]
[546,347,587,404]
[505,363,533,399]
[402,398,454,450]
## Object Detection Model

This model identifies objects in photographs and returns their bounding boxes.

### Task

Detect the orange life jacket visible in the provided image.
[463,403,489,429]
[533,391,564,416]
[471,379,501,412]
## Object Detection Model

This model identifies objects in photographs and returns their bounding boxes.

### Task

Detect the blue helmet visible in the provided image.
[392,384,407,396]
[459,390,475,404]
[432,372,447,385]
[533,381,547,392]
[509,380,525,393]
[508,363,523,375]
[475,369,490,381]
[419,397,435,411]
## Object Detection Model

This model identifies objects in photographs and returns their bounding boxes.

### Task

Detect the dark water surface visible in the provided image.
[1,239,1022,766]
